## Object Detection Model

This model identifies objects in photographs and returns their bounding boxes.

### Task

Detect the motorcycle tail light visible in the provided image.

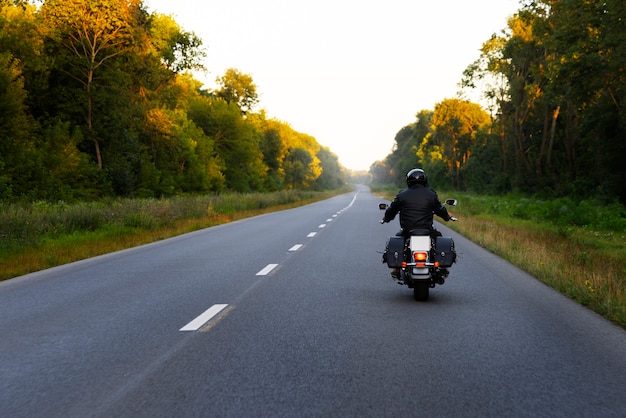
[413,252,427,261]
[413,251,428,267]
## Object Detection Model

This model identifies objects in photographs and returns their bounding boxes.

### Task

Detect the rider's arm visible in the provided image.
[433,193,451,221]
[434,205,451,221]
[382,197,401,223]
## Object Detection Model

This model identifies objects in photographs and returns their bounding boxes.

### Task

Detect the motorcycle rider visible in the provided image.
[381,168,454,278]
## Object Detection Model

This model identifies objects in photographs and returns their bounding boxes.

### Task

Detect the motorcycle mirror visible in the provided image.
[445,199,457,206]
[379,203,388,210]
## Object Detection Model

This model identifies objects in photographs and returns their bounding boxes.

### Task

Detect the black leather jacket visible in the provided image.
[383,184,450,232]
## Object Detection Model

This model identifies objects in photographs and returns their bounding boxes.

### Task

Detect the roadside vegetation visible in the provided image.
[0,189,347,281]
[374,185,626,328]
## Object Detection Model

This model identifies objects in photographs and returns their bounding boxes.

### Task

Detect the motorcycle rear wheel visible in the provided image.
[414,283,429,301]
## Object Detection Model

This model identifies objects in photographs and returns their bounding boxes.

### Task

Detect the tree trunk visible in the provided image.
[564,101,577,182]
[87,67,102,170]
[547,105,560,170]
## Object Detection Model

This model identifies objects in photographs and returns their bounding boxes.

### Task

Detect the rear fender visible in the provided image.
[408,234,432,280]
[409,235,431,252]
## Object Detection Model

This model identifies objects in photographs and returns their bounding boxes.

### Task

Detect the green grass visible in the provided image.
[0,189,348,280]
[372,186,626,328]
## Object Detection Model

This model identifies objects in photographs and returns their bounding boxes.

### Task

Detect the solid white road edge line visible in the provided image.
[180,304,228,331]
[256,263,279,276]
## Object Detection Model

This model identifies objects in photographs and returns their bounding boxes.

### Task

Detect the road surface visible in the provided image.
[1,186,625,417]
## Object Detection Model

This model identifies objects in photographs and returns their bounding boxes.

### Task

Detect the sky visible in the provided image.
[143,0,520,171]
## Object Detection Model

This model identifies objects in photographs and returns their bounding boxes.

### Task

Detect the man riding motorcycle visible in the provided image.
[381,168,454,278]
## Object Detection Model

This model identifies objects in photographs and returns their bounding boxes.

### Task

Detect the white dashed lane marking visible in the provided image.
[180,304,228,331]
[256,263,279,276]
[289,244,303,252]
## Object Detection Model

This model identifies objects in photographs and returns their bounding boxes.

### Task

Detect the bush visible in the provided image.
[476,194,626,232]
[0,190,335,254]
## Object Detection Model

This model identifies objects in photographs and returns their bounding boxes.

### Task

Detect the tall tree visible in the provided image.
[0,52,33,198]
[149,13,204,74]
[216,68,259,116]
[249,115,289,191]
[189,96,266,192]
[313,146,345,190]
[430,98,490,189]
[40,0,145,170]
[283,147,312,189]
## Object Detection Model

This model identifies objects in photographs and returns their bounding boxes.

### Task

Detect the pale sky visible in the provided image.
[144,0,520,171]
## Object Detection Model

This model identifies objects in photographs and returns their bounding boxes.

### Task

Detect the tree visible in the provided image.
[313,146,345,190]
[149,13,204,74]
[0,52,34,198]
[284,147,312,189]
[188,95,266,192]
[0,1,50,117]
[250,115,289,191]
[40,0,145,170]
[429,99,490,189]
[215,68,259,115]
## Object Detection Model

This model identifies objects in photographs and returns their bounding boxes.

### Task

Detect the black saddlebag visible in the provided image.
[433,237,456,267]
[383,236,405,268]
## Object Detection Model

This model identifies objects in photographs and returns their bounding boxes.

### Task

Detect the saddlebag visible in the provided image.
[433,237,456,267]
[383,236,405,268]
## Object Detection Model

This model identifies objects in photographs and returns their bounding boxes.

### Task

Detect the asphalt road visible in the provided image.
[1,186,625,417]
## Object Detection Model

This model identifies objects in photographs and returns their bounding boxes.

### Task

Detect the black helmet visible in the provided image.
[406,168,427,187]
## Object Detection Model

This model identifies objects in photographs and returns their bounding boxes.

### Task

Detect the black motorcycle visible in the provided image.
[380,199,458,301]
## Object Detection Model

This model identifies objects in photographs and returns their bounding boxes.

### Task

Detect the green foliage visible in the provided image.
[372,0,626,205]
[0,1,345,202]
[456,192,626,233]
[0,190,332,256]
[313,147,346,190]
[150,13,205,74]
[215,68,259,115]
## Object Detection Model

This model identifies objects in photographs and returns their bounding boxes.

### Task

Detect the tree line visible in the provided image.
[0,0,346,201]
[371,0,625,204]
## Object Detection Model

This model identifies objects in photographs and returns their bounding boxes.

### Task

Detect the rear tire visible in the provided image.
[414,283,429,301]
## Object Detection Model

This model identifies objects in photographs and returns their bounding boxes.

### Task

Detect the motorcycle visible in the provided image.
[379,199,458,301]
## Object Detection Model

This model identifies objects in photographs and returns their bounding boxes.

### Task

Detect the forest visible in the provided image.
[371,0,626,205]
[0,0,346,202]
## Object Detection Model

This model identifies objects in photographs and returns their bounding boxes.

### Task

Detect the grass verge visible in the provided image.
[0,189,348,281]
[373,186,626,328]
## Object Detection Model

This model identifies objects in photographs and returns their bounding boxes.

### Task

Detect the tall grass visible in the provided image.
[373,186,626,328]
[0,190,343,280]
